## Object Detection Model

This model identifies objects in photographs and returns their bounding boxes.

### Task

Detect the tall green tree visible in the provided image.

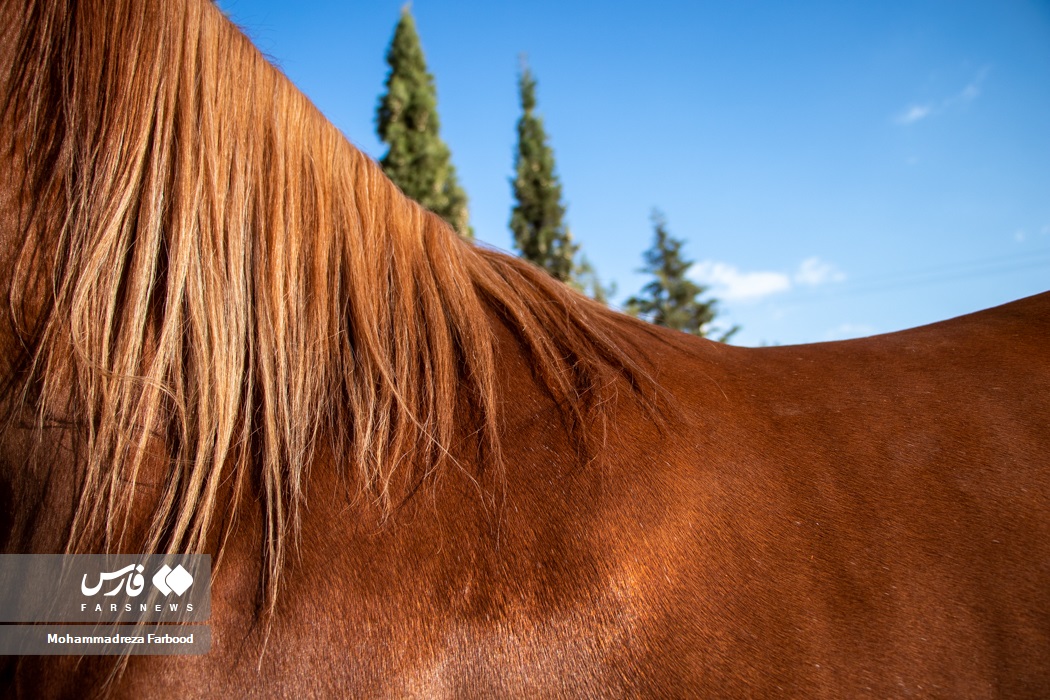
[510,62,578,283]
[626,210,738,341]
[376,7,472,238]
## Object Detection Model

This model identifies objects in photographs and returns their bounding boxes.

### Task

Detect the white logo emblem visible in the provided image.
[151,564,194,596]
[81,565,145,597]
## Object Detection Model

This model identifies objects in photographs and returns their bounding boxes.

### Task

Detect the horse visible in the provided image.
[0,0,1048,697]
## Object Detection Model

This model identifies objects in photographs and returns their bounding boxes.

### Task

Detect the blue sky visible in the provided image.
[217,0,1050,346]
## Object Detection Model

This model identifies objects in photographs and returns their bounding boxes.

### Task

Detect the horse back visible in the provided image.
[614,291,1050,696]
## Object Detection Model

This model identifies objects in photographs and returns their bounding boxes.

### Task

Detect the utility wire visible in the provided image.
[785,249,1050,303]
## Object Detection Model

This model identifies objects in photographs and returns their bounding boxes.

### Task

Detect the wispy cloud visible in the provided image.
[952,67,989,105]
[1016,225,1050,243]
[896,104,933,125]
[691,257,845,303]
[894,67,990,126]
[690,261,790,301]
[795,256,847,286]
[958,82,980,102]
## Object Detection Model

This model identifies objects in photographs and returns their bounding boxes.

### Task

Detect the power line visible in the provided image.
[786,249,1050,303]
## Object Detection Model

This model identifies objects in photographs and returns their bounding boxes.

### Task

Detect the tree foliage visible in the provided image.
[376,8,471,238]
[510,63,578,282]
[626,210,738,341]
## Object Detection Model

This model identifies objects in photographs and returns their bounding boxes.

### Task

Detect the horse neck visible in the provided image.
[0,0,505,583]
[0,0,659,603]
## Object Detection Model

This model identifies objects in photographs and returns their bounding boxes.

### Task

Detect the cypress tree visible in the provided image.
[376,7,472,238]
[510,62,578,283]
[626,210,738,341]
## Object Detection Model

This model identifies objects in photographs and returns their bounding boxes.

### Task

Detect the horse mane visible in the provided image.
[0,0,658,607]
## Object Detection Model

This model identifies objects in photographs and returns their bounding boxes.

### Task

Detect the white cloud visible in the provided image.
[894,66,990,126]
[690,257,845,303]
[1015,229,1027,243]
[953,67,989,105]
[691,261,790,301]
[959,83,980,102]
[794,257,846,286]
[896,104,932,125]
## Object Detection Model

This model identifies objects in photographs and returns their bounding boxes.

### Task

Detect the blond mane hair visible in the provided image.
[1,0,655,607]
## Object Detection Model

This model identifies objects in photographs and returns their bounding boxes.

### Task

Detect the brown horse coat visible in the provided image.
[0,0,1048,697]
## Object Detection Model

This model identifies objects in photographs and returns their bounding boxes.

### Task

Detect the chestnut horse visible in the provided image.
[1,0,1048,697]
